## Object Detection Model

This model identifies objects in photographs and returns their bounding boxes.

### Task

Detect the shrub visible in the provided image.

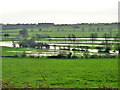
[21,51,26,58]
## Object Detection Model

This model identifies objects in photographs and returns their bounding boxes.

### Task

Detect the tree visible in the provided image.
[19,39,35,48]
[114,43,120,53]
[97,27,100,32]
[67,52,72,59]
[90,33,98,44]
[3,33,10,38]
[109,31,112,37]
[90,33,95,43]
[68,34,71,41]
[58,51,67,58]
[36,34,41,39]
[103,33,109,44]
[19,29,28,38]
[12,40,16,47]
[84,46,89,52]
[72,34,76,43]
[103,33,111,52]
[67,45,70,50]
[27,39,35,48]
[96,46,103,52]
[83,52,89,59]
[21,51,26,58]
[53,44,56,50]
[94,33,98,38]
[39,28,42,32]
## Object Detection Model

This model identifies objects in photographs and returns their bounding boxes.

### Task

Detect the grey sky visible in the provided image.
[0,0,119,24]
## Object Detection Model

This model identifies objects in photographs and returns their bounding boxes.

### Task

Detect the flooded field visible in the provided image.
[1,23,119,88]
[1,37,119,57]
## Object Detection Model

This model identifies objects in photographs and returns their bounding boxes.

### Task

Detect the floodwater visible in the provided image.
[0,41,118,49]
[0,41,19,47]
[37,41,120,44]
[45,37,120,40]
[0,40,119,56]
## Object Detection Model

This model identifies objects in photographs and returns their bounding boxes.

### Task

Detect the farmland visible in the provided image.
[2,23,118,40]
[1,23,119,89]
[2,57,118,88]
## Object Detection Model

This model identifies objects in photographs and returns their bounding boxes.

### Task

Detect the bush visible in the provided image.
[29,54,34,58]
[21,51,26,58]
[71,55,78,59]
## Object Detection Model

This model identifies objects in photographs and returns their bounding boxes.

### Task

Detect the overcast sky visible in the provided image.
[0,0,119,24]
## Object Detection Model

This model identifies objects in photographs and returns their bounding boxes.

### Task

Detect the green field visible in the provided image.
[2,24,118,40]
[1,23,119,89]
[2,57,118,88]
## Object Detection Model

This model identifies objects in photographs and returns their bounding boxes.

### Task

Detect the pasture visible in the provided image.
[2,24,118,40]
[2,57,118,88]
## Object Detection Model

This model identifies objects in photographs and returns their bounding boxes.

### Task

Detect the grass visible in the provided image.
[2,24,118,39]
[1,24,119,88]
[2,57,118,88]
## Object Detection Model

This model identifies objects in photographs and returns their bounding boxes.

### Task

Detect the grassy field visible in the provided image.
[2,24,118,39]
[1,23,119,88]
[2,57,118,88]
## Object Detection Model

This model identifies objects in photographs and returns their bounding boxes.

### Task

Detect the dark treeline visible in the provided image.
[2,23,55,30]
[2,22,118,30]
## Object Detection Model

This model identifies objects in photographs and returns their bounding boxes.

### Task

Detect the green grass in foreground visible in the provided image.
[2,58,118,88]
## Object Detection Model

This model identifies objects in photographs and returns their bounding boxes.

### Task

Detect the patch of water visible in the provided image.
[38,41,119,43]
[7,51,32,53]
[45,38,120,40]
[0,41,19,47]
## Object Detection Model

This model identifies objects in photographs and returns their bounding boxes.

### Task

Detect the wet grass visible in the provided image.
[2,57,118,88]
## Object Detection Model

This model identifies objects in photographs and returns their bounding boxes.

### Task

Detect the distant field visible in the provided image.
[2,57,118,88]
[2,24,118,38]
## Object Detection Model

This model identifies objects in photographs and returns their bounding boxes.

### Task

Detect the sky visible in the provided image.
[0,0,119,24]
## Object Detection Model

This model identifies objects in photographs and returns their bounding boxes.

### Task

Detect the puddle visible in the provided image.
[7,51,32,53]
[45,38,120,40]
